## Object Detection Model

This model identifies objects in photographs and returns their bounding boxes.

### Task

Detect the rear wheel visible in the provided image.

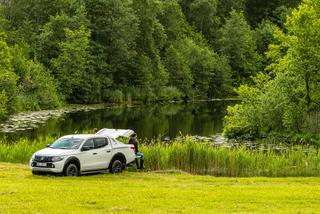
[64,163,79,176]
[109,160,123,173]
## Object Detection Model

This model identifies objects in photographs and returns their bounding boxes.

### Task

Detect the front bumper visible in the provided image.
[29,159,65,173]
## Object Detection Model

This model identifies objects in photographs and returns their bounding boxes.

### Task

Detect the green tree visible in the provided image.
[181,38,217,97]
[284,0,320,110]
[85,0,139,88]
[11,45,60,110]
[245,0,301,26]
[159,1,188,42]
[51,26,91,102]
[189,0,220,45]
[255,20,278,55]
[219,10,261,84]
[133,0,168,90]
[36,5,88,67]
[2,0,76,51]
[164,44,193,96]
[216,0,247,18]
[208,55,233,98]
[131,54,153,88]
[0,32,17,117]
[224,0,320,138]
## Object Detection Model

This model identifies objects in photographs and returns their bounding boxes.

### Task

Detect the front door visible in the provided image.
[93,138,112,169]
[79,139,99,171]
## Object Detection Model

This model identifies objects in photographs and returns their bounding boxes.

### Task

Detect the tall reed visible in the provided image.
[0,136,53,163]
[2,136,320,177]
[142,137,320,177]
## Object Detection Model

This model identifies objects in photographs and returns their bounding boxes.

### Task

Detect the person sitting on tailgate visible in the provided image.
[128,133,144,169]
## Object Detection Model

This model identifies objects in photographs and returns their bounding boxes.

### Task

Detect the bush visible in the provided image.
[10,45,61,111]
[157,86,183,102]
[0,90,8,118]
[0,33,18,115]
[124,87,156,103]
[104,89,124,103]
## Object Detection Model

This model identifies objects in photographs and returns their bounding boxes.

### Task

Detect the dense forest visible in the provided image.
[4,0,320,143]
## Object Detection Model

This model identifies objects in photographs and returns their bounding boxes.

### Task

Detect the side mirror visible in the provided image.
[46,144,51,147]
[81,146,90,151]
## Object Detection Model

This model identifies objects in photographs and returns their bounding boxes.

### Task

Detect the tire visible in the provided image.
[109,160,123,173]
[64,163,79,176]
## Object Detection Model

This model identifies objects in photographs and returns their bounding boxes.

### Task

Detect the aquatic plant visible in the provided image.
[141,137,320,177]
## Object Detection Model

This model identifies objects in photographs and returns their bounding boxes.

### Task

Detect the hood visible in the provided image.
[34,148,79,156]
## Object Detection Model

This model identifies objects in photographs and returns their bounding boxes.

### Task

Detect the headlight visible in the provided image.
[31,154,36,160]
[51,156,66,162]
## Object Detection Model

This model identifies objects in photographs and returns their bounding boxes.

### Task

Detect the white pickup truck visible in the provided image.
[29,129,136,176]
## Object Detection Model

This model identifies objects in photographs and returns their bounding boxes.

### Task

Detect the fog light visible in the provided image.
[47,163,55,168]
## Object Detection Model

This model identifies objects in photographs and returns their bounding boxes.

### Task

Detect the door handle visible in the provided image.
[92,153,97,155]
[106,150,111,153]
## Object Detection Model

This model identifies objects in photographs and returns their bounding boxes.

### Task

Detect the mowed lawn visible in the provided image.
[1,163,320,213]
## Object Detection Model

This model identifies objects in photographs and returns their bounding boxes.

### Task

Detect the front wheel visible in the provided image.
[64,163,79,176]
[109,160,123,173]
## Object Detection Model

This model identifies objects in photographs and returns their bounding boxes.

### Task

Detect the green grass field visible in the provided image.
[1,163,320,213]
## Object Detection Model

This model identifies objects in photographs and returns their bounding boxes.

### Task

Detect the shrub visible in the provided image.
[105,90,124,103]
[0,90,8,118]
[157,86,183,102]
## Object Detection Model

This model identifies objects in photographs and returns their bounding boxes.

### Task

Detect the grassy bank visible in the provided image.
[2,137,320,177]
[1,163,320,213]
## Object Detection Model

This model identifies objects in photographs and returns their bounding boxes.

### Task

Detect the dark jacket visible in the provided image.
[128,138,138,154]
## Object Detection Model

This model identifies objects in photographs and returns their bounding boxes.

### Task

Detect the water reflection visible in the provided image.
[0,101,236,141]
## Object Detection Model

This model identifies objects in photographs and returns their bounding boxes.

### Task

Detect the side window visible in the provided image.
[109,138,118,145]
[94,138,108,149]
[82,139,94,150]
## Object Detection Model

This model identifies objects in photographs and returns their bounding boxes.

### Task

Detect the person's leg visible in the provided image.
[137,152,145,169]
[137,152,144,161]
[135,158,139,169]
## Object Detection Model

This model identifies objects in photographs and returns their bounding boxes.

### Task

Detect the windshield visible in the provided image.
[49,137,84,149]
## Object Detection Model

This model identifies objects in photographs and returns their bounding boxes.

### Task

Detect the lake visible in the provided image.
[0,101,236,142]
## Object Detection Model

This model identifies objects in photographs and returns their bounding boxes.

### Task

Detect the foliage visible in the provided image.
[219,10,262,83]
[224,0,320,140]
[164,44,193,97]
[104,89,125,103]
[0,90,8,118]
[11,45,60,110]
[51,25,91,102]
[158,86,184,102]
[0,0,304,117]
[181,38,217,97]
[245,0,301,26]
[0,32,18,117]
[189,0,220,45]
[254,20,278,56]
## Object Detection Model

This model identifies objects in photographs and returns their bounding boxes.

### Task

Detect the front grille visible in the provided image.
[34,155,53,162]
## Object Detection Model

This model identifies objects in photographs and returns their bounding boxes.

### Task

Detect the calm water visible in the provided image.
[0,101,236,141]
